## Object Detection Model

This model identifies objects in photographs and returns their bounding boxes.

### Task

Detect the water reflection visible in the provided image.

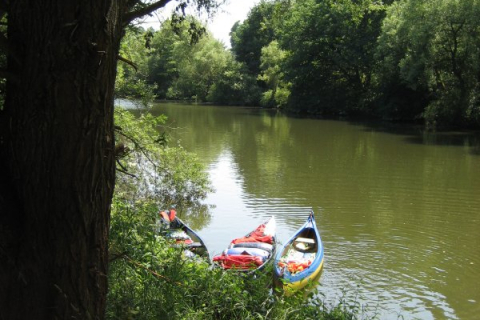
[152,103,480,320]
[351,120,480,155]
[174,203,212,232]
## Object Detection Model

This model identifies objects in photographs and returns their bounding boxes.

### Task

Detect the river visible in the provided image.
[151,102,480,320]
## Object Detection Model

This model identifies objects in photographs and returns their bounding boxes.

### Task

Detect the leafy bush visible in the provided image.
[114,108,212,207]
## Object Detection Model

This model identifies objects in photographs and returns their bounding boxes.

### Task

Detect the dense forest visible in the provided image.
[118,0,480,129]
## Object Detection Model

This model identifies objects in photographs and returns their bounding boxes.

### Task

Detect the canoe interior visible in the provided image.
[274,214,324,294]
[163,218,210,260]
[282,228,318,256]
[212,217,276,273]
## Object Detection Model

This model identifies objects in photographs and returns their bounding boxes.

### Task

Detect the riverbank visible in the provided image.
[107,198,373,320]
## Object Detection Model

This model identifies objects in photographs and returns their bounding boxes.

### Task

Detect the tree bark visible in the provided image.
[0,1,125,319]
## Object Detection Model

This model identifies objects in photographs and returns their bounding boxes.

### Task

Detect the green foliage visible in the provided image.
[143,16,261,105]
[376,0,480,127]
[115,27,158,107]
[258,40,291,108]
[278,0,385,116]
[206,57,261,106]
[167,36,230,101]
[146,17,198,99]
[114,108,212,206]
[227,0,480,127]
[230,1,279,75]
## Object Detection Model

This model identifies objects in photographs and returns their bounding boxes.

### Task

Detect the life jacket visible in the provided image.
[278,260,312,274]
[169,209,176,221]
[159,211,170,222]
[159,209,177,222]
[231,224,273,245]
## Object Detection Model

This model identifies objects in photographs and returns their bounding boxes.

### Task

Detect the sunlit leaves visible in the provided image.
[116,27,157,106]
[278,0,385,114]
[258,40,290,108]
[377,0,480,127]
[230,1,278,75]
[114,108,212,206]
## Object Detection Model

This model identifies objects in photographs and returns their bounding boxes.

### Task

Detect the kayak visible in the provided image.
[274,212,324,294]
[212,216,276,273]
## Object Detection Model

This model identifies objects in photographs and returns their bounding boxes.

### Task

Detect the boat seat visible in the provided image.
[167,229,190,240]
[188,242,203,248]
[226,247,270,259]
[295,237,315,244]
[232,242,273,253]
[293,237,316,253]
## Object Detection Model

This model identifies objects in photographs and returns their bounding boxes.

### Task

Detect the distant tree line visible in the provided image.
[116,18,261,106]
[117,0,480,129]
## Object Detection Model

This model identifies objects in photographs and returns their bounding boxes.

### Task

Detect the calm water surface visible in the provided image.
[152,103,480,320]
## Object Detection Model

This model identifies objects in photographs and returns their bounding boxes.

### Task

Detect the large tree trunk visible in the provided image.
[0,1,125,319]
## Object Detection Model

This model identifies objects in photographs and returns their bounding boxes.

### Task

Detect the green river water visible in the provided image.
[151,102,480,320]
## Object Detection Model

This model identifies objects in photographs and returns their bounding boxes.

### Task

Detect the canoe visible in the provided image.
[274,212,324,293]
[158,209,210,260]
[212,216,276,273]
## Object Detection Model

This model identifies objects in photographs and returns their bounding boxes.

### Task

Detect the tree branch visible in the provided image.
[123,0,171,26]
[117,55,138,72]
[108,251,128,262]
[116,159,137,178]
[115,129,158,174]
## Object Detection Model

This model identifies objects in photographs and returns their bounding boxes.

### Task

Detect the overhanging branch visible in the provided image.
[117,55,138,72]
[123,0,171,26]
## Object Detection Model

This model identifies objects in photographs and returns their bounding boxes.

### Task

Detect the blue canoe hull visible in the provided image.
[274,212,324,294]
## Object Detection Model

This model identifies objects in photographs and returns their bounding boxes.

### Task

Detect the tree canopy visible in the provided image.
[114,0,480,128]
[226,0,480,128]
[116,18,261,105]
[376,0,480,126]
